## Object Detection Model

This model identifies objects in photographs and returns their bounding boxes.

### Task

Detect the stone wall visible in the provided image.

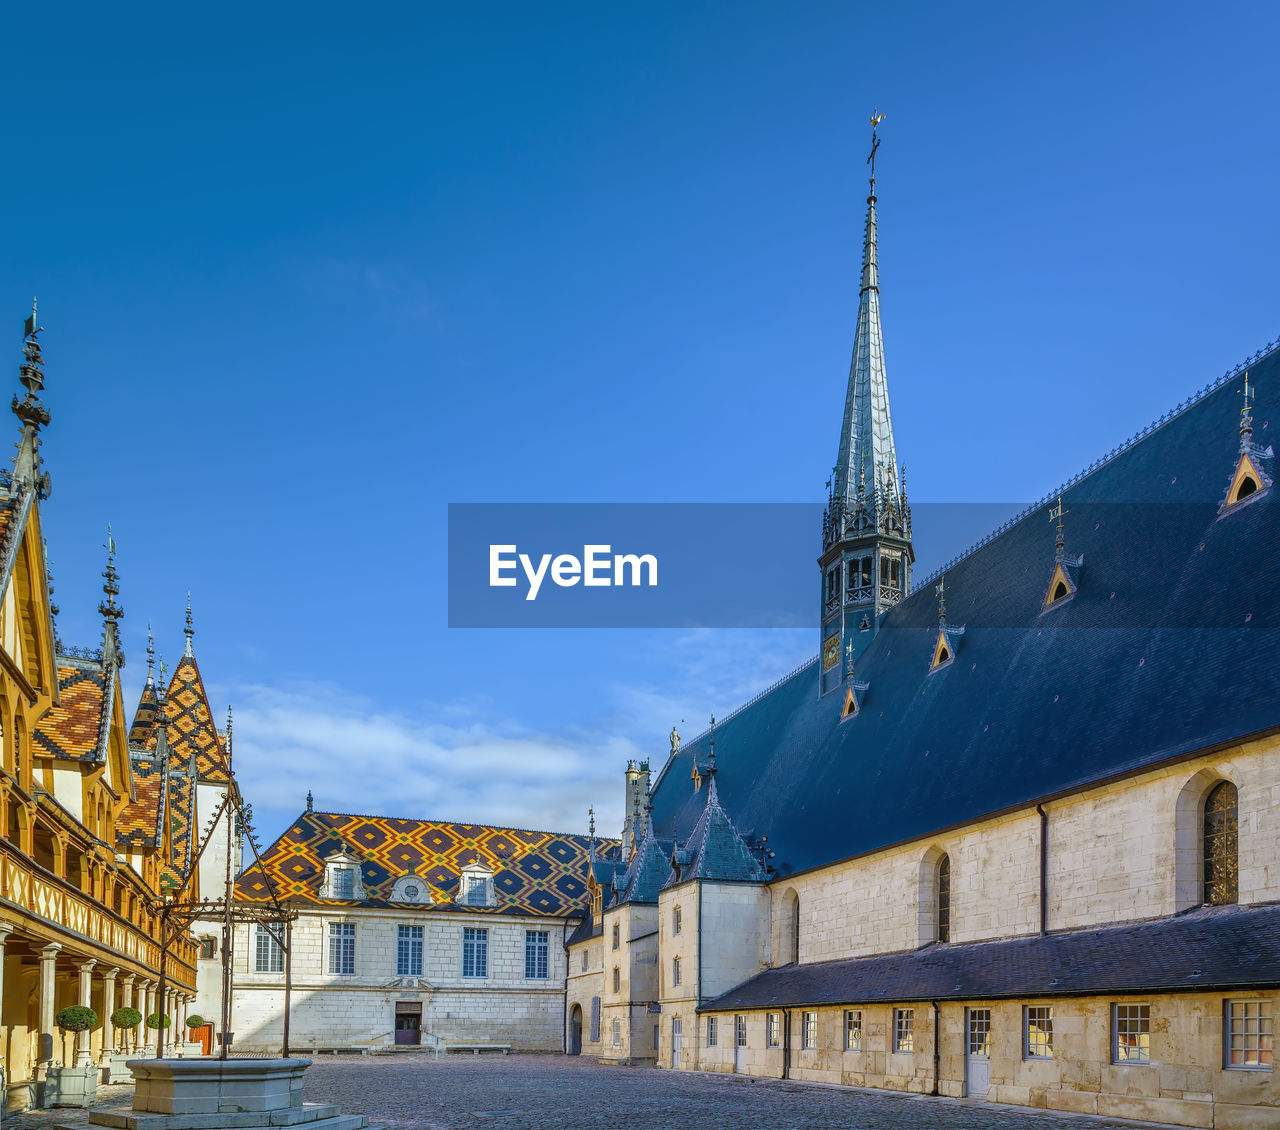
[698,992,1280,1129]
[229,906,571,1052]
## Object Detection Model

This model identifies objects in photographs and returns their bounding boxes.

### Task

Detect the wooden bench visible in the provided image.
[447,1043,511,1056]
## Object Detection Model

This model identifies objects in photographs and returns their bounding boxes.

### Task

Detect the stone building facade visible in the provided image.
[565,133,1280,1129]
[232,806,617,1053]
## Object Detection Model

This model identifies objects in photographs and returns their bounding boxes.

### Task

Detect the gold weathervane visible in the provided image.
[867,110,886,180]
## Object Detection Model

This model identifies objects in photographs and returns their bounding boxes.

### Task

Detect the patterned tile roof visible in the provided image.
[236,810,620,918]
[33,661,106,761]
[116,753,164,850]
[159,769,194,891]
[145,654,228,782]
[130,681,159,746]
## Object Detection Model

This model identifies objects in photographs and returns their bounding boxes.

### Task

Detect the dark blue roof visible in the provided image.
[650,342,1280,877]
[667,778,766,886]
[700,904,1280,1010]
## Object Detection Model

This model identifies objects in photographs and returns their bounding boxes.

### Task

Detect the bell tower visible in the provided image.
[819,114,913,696]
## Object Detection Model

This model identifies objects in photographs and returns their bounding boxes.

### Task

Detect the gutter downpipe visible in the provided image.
[932,1000,941,1096]
[1036,804,1049,935]
[561,922,569,1054]
[696,881,704,1071]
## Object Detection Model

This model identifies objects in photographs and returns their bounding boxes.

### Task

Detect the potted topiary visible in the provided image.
[145,1012,171,1030]
[109,1006,143,1081]
[45,1006,99,1107]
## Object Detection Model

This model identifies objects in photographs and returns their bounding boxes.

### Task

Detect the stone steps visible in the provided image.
[53,1104,372,1130]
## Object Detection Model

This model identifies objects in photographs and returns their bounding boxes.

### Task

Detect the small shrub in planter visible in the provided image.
[112,1006,142,1030]
[145,1012,171,1029]
[186,1014,206,1029]
[55,1005,98,1032]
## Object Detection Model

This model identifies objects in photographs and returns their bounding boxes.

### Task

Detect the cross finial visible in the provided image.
[98,525,123,627]
[146,620,155,683]
[867,110,885,188]
[588,806,596,838]
[935,576,947,624]
[306,789,314,814]
[708,714,717,774]
[1239,371,1255,450]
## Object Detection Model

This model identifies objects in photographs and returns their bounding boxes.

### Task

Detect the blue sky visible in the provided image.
[3,2,1278,847]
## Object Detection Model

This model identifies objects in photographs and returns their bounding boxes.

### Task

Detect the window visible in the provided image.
[462,927,488,978]
[894,1008,914,1053]
[672,906,682,936]
[968,1008,991,1056]
[254,922,284,973]
[199,936,216,960]
[581,949,588,972]
[844,1010,862,1051]
[333,867,354,900]
[735,1015,747,1048]
[937,853,951,943]
[1025,1006,1053,1059]
[801,1012,817,1050]
[707,1017,718,1047]
[653,1025,659,1051]
[672,957,681,987]
[612,1018,621,1047]
[525,930,549,979]
[1226,1000,1273,1069]
[397,925,423,977]
[463,873,492,906]
[1204,780,1238,906]
[826,566,840,601]
[328,923,356,975]
[880,554,901,590]
[1112,1004,1151,1064]
[766,1013,780,1048]
[612,923,620,950]
[590,997,600,1042]
[612,966,620,993]
[848,555,873,594]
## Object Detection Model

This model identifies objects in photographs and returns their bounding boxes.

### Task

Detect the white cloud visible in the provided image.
[215,628,812,851]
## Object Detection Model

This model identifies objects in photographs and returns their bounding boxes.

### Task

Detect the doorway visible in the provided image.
[734,1014,747,1073]
[671,1017,682,1068]
[966,1008,991,1098]
[395,1001,422,1046]
[569,1005,583,1055]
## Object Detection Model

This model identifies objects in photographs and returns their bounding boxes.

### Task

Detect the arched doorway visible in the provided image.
[568,1004,583,1055]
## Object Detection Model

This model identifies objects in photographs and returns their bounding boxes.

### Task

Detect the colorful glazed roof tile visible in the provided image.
[236,810,620,918]
[116,752,164,850]
[159,768,195,891]
[144,655,228,782]
[130,680,159,746]
[33,660,106,761]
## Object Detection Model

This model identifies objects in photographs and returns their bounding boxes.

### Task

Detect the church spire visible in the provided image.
[183,591,194,657]
[818,114,914,695]
[832,112,902,517]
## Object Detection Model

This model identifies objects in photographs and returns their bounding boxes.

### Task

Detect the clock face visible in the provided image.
[823,633,840,671]
[404,884,419,899]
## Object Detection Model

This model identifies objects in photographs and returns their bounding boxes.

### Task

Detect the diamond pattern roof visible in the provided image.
[34,662,106,761]
[236,810,618,918]
[144,654,228,782]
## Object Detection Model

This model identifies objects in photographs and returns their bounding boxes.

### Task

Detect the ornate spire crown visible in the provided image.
[12,299,51,493]
[184,591,194,657]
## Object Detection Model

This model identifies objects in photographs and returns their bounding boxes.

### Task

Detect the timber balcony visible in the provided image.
[0,836,198,988]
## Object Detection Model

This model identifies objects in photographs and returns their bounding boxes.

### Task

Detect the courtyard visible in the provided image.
[6,1054,1190,1130]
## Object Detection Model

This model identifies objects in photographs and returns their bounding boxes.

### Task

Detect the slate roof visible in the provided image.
[649,342,1280,878]
[144,654,228,782]
[701,903,1280,1011]
[159,767,195,891]
[610,822,673,906]
[34,661,107,761]
[236,810,620,918]
[668,778,766,886]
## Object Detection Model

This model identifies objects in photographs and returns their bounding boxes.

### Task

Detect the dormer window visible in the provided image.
[459,862,495,907]
[320,850,367,901]
[1221,373,1273,514]
[390,873,433,905]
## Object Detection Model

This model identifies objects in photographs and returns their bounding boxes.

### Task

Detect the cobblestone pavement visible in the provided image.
[5,1054,1186,1130]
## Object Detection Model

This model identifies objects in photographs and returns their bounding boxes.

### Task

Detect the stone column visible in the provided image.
[101,967,119,1062]
[76,959,97,1066]
[120,973,136,1051]
[37,943,61,1080]
[0,924,14,1008]
[141,979,155,1051]
[179,994,189,1035]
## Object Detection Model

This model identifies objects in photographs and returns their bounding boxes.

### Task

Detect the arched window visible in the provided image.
[1203,780,1238,905]
[778,888,800,965]
[937,854,951,943]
